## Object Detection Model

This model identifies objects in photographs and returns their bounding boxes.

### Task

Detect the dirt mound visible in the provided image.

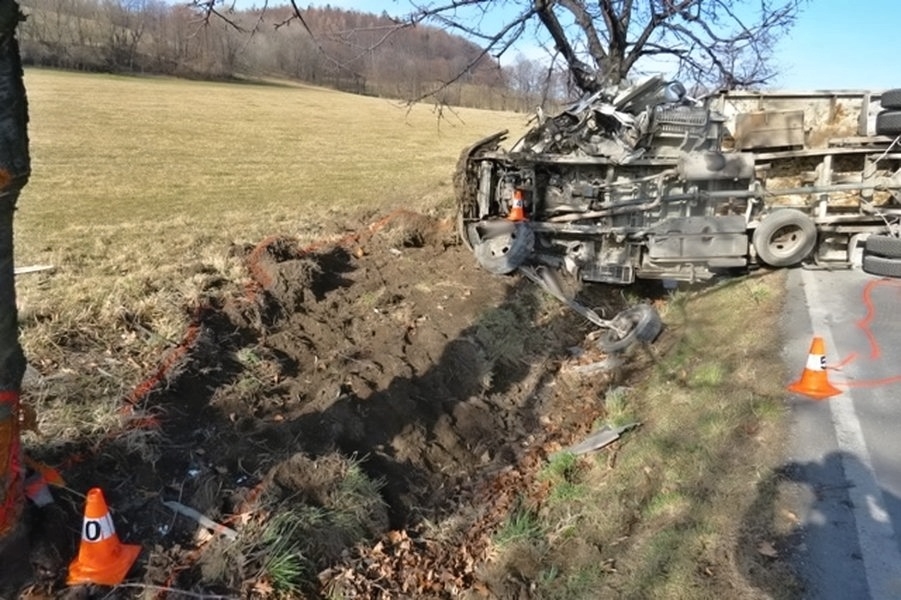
[9,211,629,598]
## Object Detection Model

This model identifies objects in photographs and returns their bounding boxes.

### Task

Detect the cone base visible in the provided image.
[787,380,841,400]
[67,542,141,586]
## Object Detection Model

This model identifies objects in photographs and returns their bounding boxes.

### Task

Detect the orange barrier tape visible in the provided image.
[0,390,22,537]
[844,375,901,389]
[122,308,206,412]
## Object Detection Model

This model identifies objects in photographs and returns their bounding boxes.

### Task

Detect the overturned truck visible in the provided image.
[456,78,901,286]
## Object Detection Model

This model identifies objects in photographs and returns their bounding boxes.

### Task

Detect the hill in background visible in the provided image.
[17,1,566,111]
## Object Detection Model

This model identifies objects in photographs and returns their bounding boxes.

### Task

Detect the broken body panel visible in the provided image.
[456,78,901,285]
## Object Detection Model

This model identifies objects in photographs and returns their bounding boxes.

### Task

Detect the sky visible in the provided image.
[229,0,900,91]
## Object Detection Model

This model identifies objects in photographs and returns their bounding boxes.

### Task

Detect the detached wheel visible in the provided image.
[473,222,534,275]
[881,89,901,110]
[876,110,901,136]
[862,254,901,278]
[598,304,663,353]
[864,234,901,259]
[753,209,817,267]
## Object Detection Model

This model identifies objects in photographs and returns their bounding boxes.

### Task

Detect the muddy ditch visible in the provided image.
[13,211,655,598]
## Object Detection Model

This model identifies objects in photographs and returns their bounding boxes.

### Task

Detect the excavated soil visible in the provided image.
[8,211,648,599]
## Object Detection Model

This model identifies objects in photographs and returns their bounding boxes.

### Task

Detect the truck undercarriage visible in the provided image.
[456,78,901,287]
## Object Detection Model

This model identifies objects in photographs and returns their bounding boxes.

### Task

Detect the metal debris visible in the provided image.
[560,422,641,456]
[162,500,238,540]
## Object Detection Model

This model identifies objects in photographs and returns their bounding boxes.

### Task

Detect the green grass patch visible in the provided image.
[599,385,636,428]
[541,452,589,504]
[260,511,311,594]
[494,272,799,599]
[494,501,544,546]
[199,452,388,594]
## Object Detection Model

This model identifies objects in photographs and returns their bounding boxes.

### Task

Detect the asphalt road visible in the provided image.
[783,266,901,599]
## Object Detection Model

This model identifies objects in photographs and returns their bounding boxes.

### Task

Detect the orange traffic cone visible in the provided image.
[67,488,141,586]
[788,336,841,400]
[507,189,527,222]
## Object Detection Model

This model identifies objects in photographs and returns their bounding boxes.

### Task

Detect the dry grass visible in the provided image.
[495,271,799,599]
[20,70,526,236]
[197,452,388,595]
[15,68,526,447]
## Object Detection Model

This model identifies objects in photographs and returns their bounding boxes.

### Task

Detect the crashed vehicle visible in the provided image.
[455,77,901,349]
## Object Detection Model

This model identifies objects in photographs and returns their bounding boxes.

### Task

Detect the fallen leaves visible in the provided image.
[316,435,571,598]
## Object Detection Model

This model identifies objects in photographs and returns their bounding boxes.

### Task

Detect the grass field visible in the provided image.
[19,69,526,246]
[15,68,526,395]
[11,68,529,470]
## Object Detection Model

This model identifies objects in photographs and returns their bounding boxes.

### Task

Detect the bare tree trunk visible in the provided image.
[0,0,30,576]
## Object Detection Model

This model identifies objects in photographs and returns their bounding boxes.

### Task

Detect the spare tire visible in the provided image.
[864,234,901,259]
[752,209,817,267]
[876,110,901,136]
[862,254,901,278]
[598,304,663,353]
[880,89,901,110]
[473,222,534,275]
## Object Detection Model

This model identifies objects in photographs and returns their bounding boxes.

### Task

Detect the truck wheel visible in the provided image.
[473,222,534,275]
[752,209,817,267]
[876,110,901,136]
[598,304,663,353]
[880,89,901,110]
[864,234,901,259]
[862,254,901,278]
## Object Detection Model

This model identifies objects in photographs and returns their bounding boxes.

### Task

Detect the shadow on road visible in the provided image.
[740,450,901,600]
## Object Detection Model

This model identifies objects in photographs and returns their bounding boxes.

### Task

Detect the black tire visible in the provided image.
[862,254,901,278]
[880,89,901,110]
[864,234,901,259]
[753,209,817,267]
[598,304,663,353]
[473,222,534,275]
[876,110,901,136]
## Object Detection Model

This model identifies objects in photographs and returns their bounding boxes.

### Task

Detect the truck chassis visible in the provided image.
[456,79,901,286]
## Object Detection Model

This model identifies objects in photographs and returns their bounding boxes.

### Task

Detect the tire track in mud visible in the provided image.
[232,220,542,525]
[212,212,624,597]
[23,211,628,596]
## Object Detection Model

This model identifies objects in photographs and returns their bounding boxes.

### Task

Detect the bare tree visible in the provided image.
[431,0,805,92]
[0,0,29,581]
[262,0,805,96]
[103,0,148,71]
[508,54,567,110]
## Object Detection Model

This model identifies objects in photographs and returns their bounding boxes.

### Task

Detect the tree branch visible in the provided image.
[534,0,600,92]
[405,6,535,105]
[624,0,699,74]
[285,0,366,82]
[557,0,607,63]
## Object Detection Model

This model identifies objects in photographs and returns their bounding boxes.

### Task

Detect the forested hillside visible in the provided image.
[17,1,564,110]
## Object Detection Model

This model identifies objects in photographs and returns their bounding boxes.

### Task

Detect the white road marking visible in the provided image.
[801,268,901,598]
